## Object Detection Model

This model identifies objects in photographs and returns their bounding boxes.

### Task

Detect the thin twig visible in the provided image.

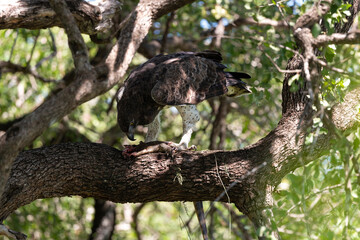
[9,29,19,62]
[301,166,311,238]
[266,0,288,6]
[273,0,292,31]
[313,57,360,79]
[203,15,290,37]
[205,162,267,216]
[214,155,230,204]
[160,11,175,53]
[27,30,40,67]
[214,155,231,237]
[0,61,56,83]
[214,206,243,238]
[35,29,57,69]
[178,210,193,240]
[343,152,353,240]
[221,203,252,240]
[264,52,302,74]
[106,85,122,115]
[280,183,344,222]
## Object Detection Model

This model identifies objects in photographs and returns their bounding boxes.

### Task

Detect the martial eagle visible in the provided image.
[116,50,251,148]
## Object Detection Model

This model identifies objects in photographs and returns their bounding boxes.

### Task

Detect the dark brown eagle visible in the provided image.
[116,50,251,240]
[116,50,251,149]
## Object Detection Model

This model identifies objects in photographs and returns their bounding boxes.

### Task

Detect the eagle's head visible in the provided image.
[116,86,138,141]
[116,86,161,142]
[118,117,137,141]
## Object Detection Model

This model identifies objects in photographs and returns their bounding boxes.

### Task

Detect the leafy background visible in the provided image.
[1,0,360,239]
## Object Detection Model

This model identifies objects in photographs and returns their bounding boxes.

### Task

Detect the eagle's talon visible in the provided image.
[122,145,138,157]
[188,145,197,151]
[165,142,197,152]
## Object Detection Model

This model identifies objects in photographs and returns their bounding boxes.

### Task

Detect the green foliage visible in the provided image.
[4,198,94,239]
[274,131,360,239]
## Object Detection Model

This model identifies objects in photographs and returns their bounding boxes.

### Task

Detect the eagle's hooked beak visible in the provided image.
[127,121,136,141]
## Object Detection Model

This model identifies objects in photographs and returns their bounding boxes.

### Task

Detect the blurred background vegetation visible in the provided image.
[1,0,360,239]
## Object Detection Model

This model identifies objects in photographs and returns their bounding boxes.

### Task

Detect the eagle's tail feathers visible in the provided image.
[227,71,251,79]
[195,50,223,62]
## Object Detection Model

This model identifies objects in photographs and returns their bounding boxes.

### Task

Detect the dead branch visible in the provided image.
[0,0,121,35]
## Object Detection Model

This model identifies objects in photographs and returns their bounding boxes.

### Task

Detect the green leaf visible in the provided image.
[312,23,322,37]
[354,138,360,152]
[325,46,336,62]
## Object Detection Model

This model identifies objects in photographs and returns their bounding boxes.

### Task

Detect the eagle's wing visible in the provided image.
[150,51,228,105]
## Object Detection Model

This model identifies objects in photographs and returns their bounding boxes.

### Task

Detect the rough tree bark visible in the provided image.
[0,84,358,233]
[0,0,121,35]
[0,0,196,200]
[0,0,360,239]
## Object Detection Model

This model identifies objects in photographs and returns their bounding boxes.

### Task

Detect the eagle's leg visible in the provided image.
[176,105,200,149]
[145,113,161,142]
[176,105,207,239]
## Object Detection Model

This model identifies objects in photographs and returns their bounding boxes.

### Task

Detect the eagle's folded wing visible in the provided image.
[150,54,228,105]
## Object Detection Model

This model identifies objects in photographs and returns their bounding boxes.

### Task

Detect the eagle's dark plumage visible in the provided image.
[116,50,251,147]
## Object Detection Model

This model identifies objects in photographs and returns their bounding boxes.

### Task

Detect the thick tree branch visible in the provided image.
[294,0,332,30]
[0,0,195,200]
[0,0,121,35]
[332,88,360,131]
[49,0,91,72]
[313,31,360,46]
[1,86,358,224]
